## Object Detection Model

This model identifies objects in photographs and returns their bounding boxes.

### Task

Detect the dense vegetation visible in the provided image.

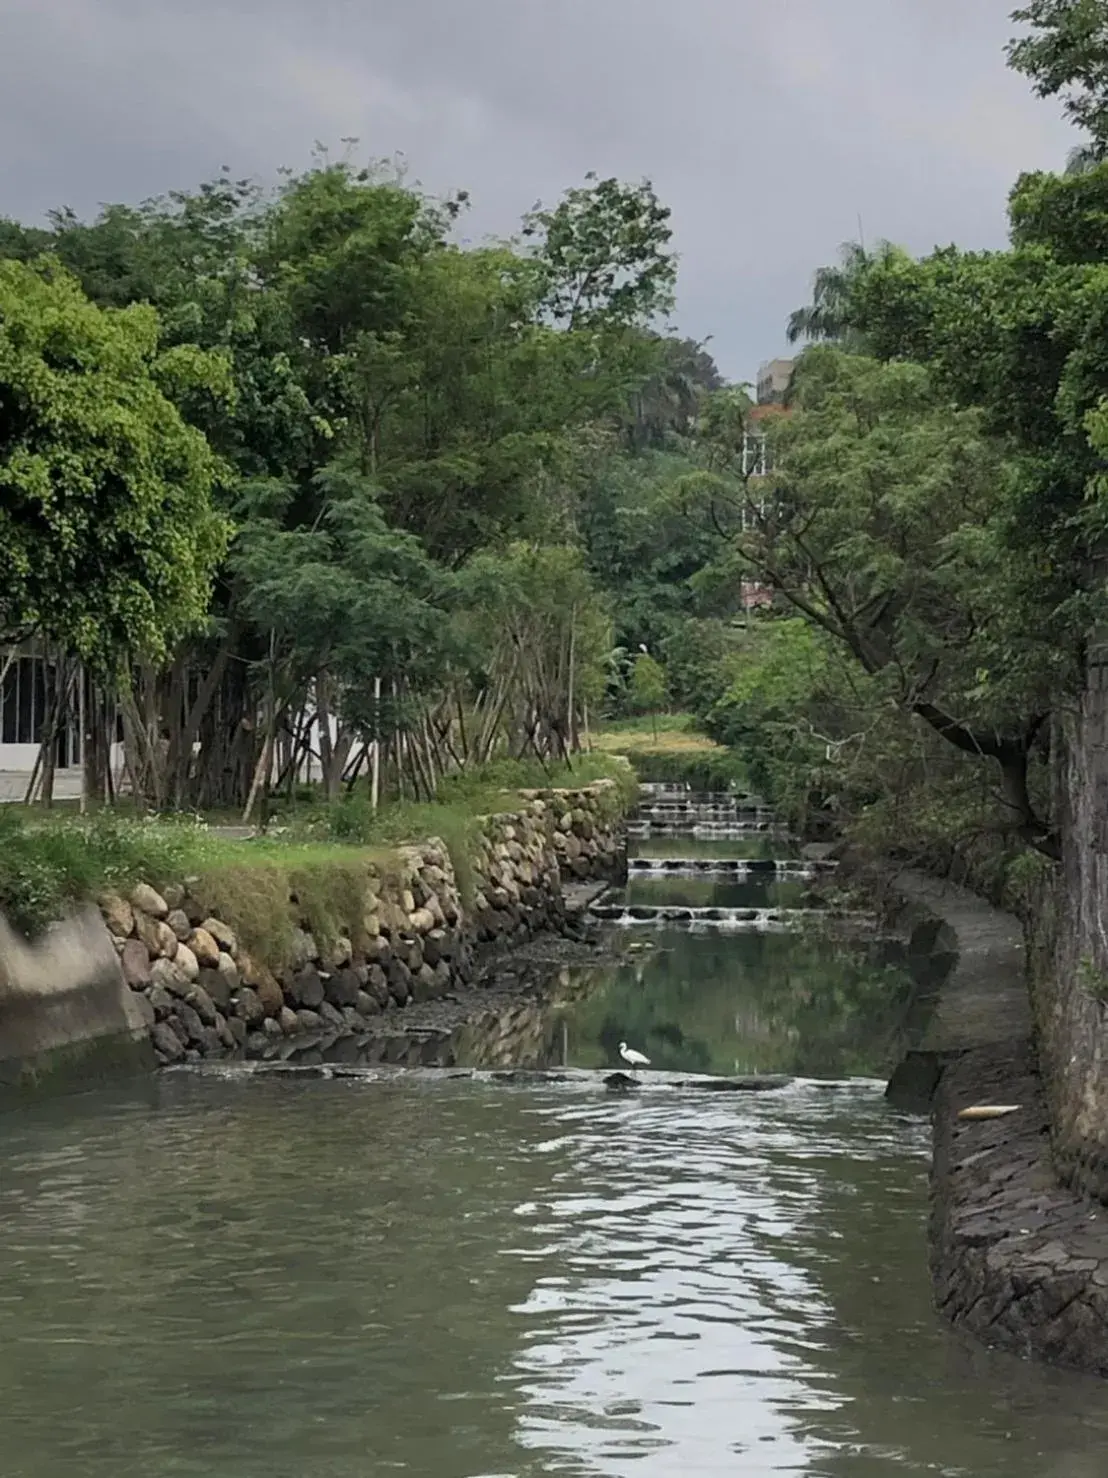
[0,160,714,814]
[7,2,1108,907]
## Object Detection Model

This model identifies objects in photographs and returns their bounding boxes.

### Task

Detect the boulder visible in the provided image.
[278,1005,302,1036]
[120,938,152,990]
[408,907,435,935]
[256,975,285,1019]
[150,957,191,998]
[147,984,173,1021]
[329,936,353,970]
[151,1022,186,1063]
[201,917,238,954]
[355,990,381,1017]
[289,929,318,971]
[234,986,265,1027]
[100,893,135,939]
[166,909,192,942]
[325,967,361,1009]
[215,1012,237,1051]
[174,1001,205,1045]
[225,1015,247,1048]
[411,964,440,1003]
[174,942,199,984]
[135,911,177,960]
[189,927,220,968]
[161,882,186,911]
[186,984,218,1027]
[366,964,390,1008]
[198,966,231,1012]
[131,883,168,919]
[318,1001,345,1032]
[215,951,240,994]
[296,1009,323,1033]
[288,966,324,1010]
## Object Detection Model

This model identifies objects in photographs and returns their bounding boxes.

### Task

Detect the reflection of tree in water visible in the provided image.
[559,930,913,1077]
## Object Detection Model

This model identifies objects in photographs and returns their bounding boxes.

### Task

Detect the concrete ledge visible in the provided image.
[885,871,1108,1374]
[0,907,154,1104]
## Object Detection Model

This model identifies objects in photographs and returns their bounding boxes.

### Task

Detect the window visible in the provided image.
[0,656,46,744]
[0,653,79,763]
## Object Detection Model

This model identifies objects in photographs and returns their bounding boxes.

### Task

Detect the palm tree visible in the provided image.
[786,239,899,349]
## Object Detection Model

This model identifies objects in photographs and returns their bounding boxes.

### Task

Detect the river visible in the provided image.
[0,800,1105,1475]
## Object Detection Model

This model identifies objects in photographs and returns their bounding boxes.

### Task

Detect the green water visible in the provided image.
[548,927,911,1078]
[0,1072,1105,1476]
[0,822,1102,1476]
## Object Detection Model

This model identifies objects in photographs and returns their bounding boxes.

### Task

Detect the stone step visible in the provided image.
[626,857,837,878]
[588,903,872,931]
[627,821,788,838]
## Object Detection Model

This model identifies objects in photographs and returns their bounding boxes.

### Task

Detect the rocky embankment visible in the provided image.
[885,872,1108,1375]
[97,780,627,1068]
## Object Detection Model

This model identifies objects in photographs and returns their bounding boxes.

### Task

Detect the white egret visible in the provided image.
[619,1041,650,1068]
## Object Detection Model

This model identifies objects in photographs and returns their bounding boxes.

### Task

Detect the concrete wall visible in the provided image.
[0,907,153,1099]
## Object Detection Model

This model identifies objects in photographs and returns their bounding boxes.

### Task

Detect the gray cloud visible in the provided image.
[0,0,1076,379]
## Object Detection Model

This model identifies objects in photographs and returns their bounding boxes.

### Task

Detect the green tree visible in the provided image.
[677,348,1061,851]
[1008,0,1108,159]
[628,652,668,735]
[786,240,902,349]
[522,173,677,331]
[0,258,231,663]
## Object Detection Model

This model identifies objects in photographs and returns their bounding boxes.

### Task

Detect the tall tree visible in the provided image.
[0,258,230,663]
[676,348,1061,852]
[1008,0,1108,159]
[786,239,901,349]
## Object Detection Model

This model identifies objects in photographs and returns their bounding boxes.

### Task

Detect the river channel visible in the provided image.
[0,792,1105,1475]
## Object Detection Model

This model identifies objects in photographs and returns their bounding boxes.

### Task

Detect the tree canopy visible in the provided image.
[0,257,230,664]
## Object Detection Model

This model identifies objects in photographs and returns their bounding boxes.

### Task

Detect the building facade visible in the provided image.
[756,357,795,406]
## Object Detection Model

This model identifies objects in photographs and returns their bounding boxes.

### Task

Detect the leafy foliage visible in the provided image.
[0,258,231,662]
[1008,0,1108,157]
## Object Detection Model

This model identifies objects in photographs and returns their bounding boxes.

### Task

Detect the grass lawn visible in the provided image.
[0,753,637,943]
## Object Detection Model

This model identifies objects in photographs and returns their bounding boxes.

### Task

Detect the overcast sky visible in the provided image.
[0,0,1078,382]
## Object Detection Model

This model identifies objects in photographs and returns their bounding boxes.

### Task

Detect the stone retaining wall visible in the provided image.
[886,872,1108,1375]
[98,779,627,1068]
[932,1041,1108,1374]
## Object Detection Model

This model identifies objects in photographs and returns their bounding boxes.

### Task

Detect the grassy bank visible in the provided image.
[592,715,748,791]
[0,753,637,943]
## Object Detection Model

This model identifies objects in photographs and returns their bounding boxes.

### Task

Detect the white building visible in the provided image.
[0,643,125,803]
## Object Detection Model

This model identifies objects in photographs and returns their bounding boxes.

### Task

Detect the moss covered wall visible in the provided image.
[94,777,630,1068]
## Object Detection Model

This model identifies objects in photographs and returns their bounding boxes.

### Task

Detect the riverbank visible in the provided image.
[0,766,635,1094]
[884,871,1108,1374]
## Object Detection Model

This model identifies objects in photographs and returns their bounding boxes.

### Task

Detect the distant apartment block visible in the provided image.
[756,357,795,405]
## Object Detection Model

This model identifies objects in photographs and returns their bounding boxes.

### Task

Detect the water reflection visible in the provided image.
[0,1077,1106,1475]
[622,873,811,911]
[549,928,913,1078]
